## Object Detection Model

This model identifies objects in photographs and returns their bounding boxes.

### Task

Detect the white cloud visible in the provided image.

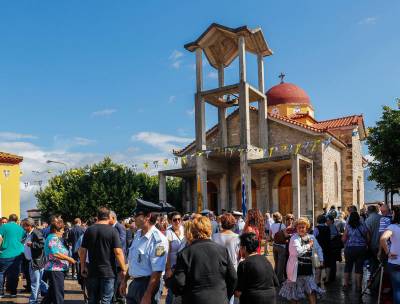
[132,132,192,153]
[53,135,96,149]
[169,50,184,69]
[72,137,96,146]
[1,137,183,217]
[186,108,195,117]
[172,61,182,69]
[91,109,117,117]
[358,17,377,25]
[207,71,218,79]
[0,132,37,140]
[168,95,176,103]
[169,50,183,61]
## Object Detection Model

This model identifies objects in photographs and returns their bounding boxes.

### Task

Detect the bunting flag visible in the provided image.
[27,137,332,183]
[181,156,187,165]
[269,147,274,157]
[295,143,302,154]
[241,174,247,217]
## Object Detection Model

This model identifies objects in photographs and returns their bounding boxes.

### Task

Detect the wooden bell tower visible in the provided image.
[184,23,273,210]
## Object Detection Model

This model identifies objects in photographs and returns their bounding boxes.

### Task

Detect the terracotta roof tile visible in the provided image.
[0,152,23,164]
[313,115,363,130]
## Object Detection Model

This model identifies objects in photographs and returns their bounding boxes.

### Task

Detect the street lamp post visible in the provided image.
[46,160,68,173]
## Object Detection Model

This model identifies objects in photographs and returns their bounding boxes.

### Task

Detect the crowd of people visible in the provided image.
[0,201,399,304]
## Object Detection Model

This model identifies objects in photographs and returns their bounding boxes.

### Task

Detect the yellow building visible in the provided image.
[0,152,23,219]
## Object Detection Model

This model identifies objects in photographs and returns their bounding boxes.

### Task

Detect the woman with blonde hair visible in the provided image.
[280,217,324,304]
[171,216,237,304]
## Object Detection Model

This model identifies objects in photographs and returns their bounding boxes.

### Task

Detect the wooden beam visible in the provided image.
[196,48,203,92]
[218,65,228,147]
[239,82,250,146]
[257,54,268,149]
[239,36,246,82]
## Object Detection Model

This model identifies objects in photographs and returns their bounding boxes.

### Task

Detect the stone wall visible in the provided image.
[352,129,365,208]
[322,143,342,208]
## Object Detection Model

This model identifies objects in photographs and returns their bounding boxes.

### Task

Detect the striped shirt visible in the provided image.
[379,216,392,233]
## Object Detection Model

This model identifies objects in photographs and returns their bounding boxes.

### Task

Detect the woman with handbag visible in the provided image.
[342,211,370,292]
[279,217,324,304]
[165,212,184,304]
[269,212,287,284]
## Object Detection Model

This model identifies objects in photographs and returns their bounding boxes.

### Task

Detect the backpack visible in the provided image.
[273,223,287,244]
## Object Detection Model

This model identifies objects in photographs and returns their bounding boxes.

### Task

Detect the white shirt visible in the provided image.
[128,225,169,278]
[24,232,32,260]
[387,224,400,265]
[213,232,240,270]
[166,226,184,268]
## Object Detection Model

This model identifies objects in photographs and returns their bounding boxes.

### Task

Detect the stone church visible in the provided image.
[158,23,367,220]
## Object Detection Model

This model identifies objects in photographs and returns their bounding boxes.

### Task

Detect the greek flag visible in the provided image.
[241,174,247,217]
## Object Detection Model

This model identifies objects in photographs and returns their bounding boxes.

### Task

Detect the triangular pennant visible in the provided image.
[269,147,274,157]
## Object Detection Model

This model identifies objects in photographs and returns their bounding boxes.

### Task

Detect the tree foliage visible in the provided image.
[36,157,182,221]
[366,105,400,191]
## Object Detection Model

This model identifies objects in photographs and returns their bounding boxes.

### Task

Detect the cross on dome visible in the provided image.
[279,72,285,83]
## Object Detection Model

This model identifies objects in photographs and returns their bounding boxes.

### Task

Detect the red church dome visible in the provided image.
[266,82,311,107]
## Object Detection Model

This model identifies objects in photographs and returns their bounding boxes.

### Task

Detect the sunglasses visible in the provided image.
[287,218,294,221]
[172,218,182,223]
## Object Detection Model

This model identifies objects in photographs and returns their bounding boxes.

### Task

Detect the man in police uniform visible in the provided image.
[120,199,169,304]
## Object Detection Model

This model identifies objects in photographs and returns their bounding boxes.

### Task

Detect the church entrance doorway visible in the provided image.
[278,174,292,215]
[235,180,257,211]
[207,181,218,212]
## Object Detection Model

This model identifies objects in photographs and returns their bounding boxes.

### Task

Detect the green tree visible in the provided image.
[366,104,400,201]
[36,157,182,221]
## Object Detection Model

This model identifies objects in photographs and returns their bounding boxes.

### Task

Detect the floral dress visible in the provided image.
[44,233,69,272]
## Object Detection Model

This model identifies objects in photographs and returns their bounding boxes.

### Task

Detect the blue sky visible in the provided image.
[0,1,398,212]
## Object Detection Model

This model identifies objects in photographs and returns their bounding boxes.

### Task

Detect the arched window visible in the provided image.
[334,162,339,203]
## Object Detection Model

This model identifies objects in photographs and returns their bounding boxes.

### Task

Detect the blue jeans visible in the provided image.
[86,277,115,304]
[387,263,400,304]
[29,263,48,304]
[0,255,22,295]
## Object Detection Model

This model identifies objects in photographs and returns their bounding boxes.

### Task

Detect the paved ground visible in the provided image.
[0,260,379,304]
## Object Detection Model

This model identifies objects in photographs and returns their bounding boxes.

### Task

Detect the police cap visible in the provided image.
[134,198,162,215]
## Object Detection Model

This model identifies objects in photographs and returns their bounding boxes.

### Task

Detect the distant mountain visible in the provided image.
[364,168,384,203]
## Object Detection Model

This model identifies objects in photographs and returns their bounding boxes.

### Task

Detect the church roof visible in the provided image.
[184,23,273,69]
[174,108,352,156]
[289,112,317,123]
[313,115,364,130]
[0,152,23,164]
[266,82,311,107]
